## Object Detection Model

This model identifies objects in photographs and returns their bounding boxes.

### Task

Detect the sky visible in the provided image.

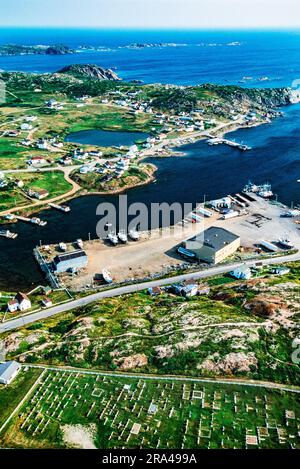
[0,0,300,29]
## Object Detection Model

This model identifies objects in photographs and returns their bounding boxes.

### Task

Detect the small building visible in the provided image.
[148,286,162,296]
[15,179,24,188]
[42,297,53,308]
[231,265,252,280]
[28,156,46,165]
[148,403,158,415]
[20,123,32,131]
[7,299,19,313]
[0,361,21,385]
[271,267,290,276]
[183,227,240,264]
[33,189,49,200]
[53,249,88,273]
[197,284,210,296]
[181,284,198,297]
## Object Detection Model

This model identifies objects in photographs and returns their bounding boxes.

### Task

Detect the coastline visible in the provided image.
[0,116,280,220]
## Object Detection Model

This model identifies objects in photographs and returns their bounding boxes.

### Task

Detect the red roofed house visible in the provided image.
[7,299,19,313]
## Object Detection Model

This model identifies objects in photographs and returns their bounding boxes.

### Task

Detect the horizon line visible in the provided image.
[1,25,300,30]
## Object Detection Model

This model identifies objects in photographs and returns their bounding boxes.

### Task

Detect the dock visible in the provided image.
[49,203,71,213]
[33,247,61,289]
[207,137,251,151]
[0,230,18,239]
[14,215,47,227]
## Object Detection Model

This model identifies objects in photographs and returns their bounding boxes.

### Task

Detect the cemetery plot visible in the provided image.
[0,368,299,449]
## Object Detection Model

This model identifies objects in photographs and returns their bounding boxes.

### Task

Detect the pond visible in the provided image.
[65,129,149,147]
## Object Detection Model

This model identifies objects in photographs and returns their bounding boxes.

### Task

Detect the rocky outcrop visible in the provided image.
[199,352,258,374]
[115,353,148,370]
[58,64,120,81]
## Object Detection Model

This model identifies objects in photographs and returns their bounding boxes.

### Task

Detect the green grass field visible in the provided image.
[0,171,73,211]
[0,368,299,449]
[0,367,42,429]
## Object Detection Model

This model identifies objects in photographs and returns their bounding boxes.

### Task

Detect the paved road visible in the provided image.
[1,250,299,334]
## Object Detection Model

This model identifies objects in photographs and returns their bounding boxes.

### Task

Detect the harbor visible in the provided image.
[0,103,299,291]
[32,193,300,291]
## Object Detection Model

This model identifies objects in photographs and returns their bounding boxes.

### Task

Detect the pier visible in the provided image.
[33,247,61,289]
[0,230,18,239]
[207,137,251,151]
[49,203,71,213]
[14,215,47,227]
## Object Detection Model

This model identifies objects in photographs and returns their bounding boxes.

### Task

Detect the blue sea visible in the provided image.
[1,28,300,87]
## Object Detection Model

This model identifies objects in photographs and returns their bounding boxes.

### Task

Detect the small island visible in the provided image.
[0,44,75,56]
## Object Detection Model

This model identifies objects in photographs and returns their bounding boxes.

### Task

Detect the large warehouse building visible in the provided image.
[183,226,240,264]
[53,250,88,273]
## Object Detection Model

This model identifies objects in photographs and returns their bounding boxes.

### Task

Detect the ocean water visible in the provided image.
[0,28,300,87]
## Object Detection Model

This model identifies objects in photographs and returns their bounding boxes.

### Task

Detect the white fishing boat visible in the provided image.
[128,229,140,241]
[76,239,83,249]
[278,237,294,249]
[59,242,67,251]
[102,269,113,284]
[118,230,128,243]
[107,232,118,246]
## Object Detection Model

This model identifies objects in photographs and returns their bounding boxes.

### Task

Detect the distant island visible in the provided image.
[0,44,75,56]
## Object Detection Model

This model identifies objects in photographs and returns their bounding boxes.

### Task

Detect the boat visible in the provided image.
[3,214,16,221]
[258,183,273,198]
[0,230,18,239]
[49,203,70,213]
[31,217,47,226]
[118,230,128,243]
[102,269,113,284]
[128,229,140,241]
[59,242,67,251]
[107,232,118,246]
[76,239,83,249]
[278,237,294,250]
[243,181,259,193]
[177,246,196,259]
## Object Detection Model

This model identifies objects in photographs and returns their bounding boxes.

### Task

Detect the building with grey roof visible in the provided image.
[53,249,88,273]
[0,361,21,385]
[183,226,240,264]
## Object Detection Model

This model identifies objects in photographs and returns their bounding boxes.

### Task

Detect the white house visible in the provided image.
[20,123,33,131]
[16,292,31,311]
[7,292,31,312]
[36,141,49,150]
[42,297,53,308]
[25,115,38,122]
[28,156,46,166]
[231,265,252,280]
[7,299,19,313]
